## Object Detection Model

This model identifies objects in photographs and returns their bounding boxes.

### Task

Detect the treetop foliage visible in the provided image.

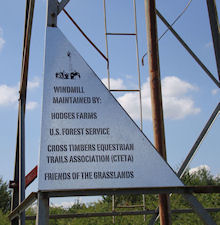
[0,177,11,214]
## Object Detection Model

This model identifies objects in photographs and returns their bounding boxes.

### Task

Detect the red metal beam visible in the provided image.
[25,166,38,188]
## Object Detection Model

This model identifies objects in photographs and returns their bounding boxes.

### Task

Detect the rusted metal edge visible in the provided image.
[19,0,35,96]
[145,0,171,224]
[11,1,35,225]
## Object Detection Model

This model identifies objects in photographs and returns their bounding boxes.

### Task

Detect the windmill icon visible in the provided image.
[67,51,81,80]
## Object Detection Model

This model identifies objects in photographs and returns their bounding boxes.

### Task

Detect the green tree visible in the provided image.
[0,209,10,225]
[0,177,11,213]
[181,167,220,186]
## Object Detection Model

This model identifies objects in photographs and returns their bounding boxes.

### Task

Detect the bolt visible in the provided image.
[67,51,71,57]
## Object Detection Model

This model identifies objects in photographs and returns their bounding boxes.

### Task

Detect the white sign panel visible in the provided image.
[38,27,182,191]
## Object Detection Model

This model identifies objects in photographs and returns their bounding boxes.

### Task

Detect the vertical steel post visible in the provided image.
[11,1,31,224]
[133,0,143,131]
[18,98,25,225]
[36,1,57,222]
[206,0,220,81]
[103,0,110,89]
[47,0,58,27]
[11,122,20,225]
[144,0,171,225]
[112,195,115,224]
[36,193,49,225]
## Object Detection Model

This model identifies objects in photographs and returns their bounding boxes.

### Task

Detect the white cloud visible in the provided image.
[28,77,40,90]
[102,78,126,89]
[215,174,220,179]
[52,198,82,209]
[162,76,197,97]
[125,74,133,79]
[205,41,212,48]
[189,165,210,174]
[26,101,38,110]
[0,84,18,106]
[117,76,200,120]
[53,201,75,209]
[0,28,5,52]
[0,77,40,108]
[51,196,102,208]
[211,88,219,96]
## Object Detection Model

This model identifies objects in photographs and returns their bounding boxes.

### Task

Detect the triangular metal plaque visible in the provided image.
[38,27,182,191]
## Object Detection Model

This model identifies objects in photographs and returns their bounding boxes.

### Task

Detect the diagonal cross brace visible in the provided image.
[156,9,220,88]
[57,0,70,14]
[148,103,220,225]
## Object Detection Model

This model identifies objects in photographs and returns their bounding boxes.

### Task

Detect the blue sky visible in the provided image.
[0,0,219,205]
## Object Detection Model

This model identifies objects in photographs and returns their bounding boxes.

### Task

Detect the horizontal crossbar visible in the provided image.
[25,208,220,220]
[106,33,136,36]
[9,186,220,221]
[110,89,140,92]
[8,192,37,221]
[41,185,220,198]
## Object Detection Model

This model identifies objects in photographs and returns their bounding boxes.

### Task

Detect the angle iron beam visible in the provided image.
[41,185,220,198]
[11,0,30,216]
[19,2,35,224]
[106,33,136,35]
[19,0,35,97]
[57,0,70,14]
[110,89,140,92]
[11,1,35,225]
[183,193,217,225]
[206,0,220,81]
[178,103,220,178]
[47,0,58,27]
[35,2,58,224]
[9,186,220,221]
[8,192,37,221]
[36,192,49,225]
[18,99,25,225]
[25,208,220,220]
[25,165,38,188]
[11,120,19,225]
[22,0,30,61]
[103,0,110,86]
[156,9,220,88]
[63,8,108,62]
